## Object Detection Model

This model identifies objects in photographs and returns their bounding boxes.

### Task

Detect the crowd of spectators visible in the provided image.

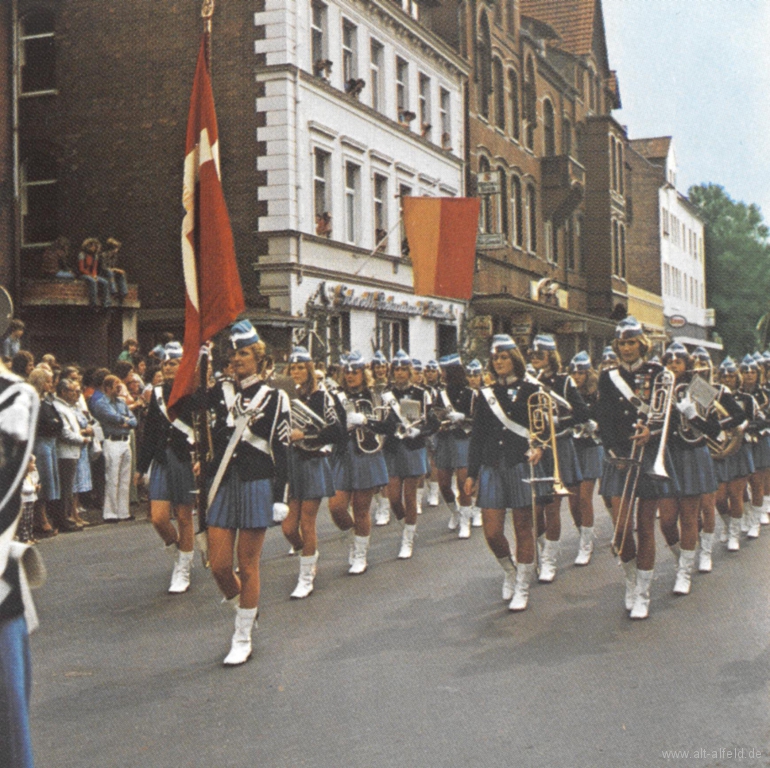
[5,327,177,544]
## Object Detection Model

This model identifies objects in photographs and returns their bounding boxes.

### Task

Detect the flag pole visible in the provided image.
[202,0,214,69]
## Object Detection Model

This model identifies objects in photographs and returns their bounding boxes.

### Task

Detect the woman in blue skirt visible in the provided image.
[527,334,589,583]
[567,351,604,566]
[657,343,720,593]
[464,335,549,612]
[713,358,756,552]
[206,321,290,665]
[738,354,770,537]
[281,346,344,598]
[135,342,197,594]
[433,354,476,538]
[329,352,396,574]
[382,351,439,560]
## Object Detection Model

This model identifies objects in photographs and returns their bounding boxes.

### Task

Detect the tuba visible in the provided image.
[343,398,389,454]
[290,398,328,451]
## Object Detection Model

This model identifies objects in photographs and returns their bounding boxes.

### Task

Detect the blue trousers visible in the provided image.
[0,615,34,768]
[80,275,111,307]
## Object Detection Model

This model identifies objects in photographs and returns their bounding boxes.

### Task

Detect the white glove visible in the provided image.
[272,502,289,523]
[676,396,697,420]
[347,412,366,427]
[404,427,421,440]
[447,411,465,423]
[587,419,598,432]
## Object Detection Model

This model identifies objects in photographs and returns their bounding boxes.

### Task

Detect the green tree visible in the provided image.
[688,183,770,357]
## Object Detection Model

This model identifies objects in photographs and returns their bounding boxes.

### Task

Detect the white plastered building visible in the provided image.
[253,0,470,362]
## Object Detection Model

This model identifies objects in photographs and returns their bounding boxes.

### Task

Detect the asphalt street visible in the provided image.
[26,497,770,768]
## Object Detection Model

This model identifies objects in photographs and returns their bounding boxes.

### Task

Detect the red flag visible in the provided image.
[168,36,245,411]
[402,197,480,301]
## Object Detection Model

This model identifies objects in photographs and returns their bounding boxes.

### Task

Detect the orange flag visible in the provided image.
[169,36,245,412]
[402,198,480,301]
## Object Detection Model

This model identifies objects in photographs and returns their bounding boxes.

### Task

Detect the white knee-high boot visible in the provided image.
[349,535,370,574]
[538,539,559,583]
[223,607,258,666]
[574,526,594,566]
[497,554,517,601]
[168,549,194,594]
[290,551,318,599]
[457,506,473,539]
[622,559,637,611]
[673,550,696,595]
[630,570,653,620]
[398,524,417,559]
[747,505,761,539]
[509,563,534,611]
[698,532,714,572]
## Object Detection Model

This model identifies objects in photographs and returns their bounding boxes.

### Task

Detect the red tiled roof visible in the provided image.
[521,0,597,57]
[629,137,672,161]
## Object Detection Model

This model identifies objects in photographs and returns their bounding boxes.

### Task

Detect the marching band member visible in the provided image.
[599,346,618,373]
[411,358,426,515]
[205,320,290,666]
[328,352,395,574]
[567,351,604,565]
[739,354,770,538]
[381,351,438,559]
[527,334,588,583]
[135,341,197,594]
[595,317,680,619]
[281,347,344,599]
[465,358,484,525]
[434,354,476,538]
[713,357,755,551]
[760,349,770,523]
[464,335,548,611]
[657,343,720,595]
[423,360,442,507]
[370,350,391,527]
[411,358,424,387]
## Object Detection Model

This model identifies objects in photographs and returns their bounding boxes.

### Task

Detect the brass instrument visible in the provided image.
[290,398,328,451]
[609,369,675,555]
[572,420,600,442]
[525,391,570,497]
[395,397,425,438]
[433,404,473,434]
[676,376,743,459]
[343,398,389,454]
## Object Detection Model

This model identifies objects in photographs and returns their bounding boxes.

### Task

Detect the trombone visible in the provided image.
[610,369,675,556]
[524,390,570,571]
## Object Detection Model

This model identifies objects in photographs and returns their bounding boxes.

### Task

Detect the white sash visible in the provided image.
[480,387,530,440]
[155,386,196,444]
[609,369,650,416]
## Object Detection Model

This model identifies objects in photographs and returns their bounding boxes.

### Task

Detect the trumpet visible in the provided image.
[290,398,328,451]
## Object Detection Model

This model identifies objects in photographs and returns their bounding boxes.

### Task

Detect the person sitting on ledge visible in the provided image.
[99,238,128,302]
[77,238,111,308]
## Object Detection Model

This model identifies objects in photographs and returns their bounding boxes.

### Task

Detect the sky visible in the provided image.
[603,0,770,222]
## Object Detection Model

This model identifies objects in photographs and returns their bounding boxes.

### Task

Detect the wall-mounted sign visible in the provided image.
[668,315,687,329]
[477,232,505,249]
[476,171,501,195]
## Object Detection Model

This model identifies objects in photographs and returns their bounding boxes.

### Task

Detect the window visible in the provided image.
[378,317,409,358]
[526,183,537,252]
[328,312,351,359]
[588,68,596,111]
[619,223,626,277]
[610,137,617,191]
[313,148,331,236]
[506,0,516,35]
[617,142,624,194]
[562,118,571,157]
[478,14,492,119]
[439,88,451,149]
[311,2,328,77]
[20,151,57,245]
[396,57,410,121]
[544,221,556,263]
[499,169,508,239]
[19,10,56,95]
[373,173,388,251]
[524,56,536,150]
[493,58,505,130]
[566,216,575,270]
[511,175,523,248]
[509,70,520,141]
[399,183,412,256]
[370,40,384,112]
[576,214,585,272]
[419,74,432,139]
[344,162,360,244]
[342,20,358,87]
[663,264,670,295]
[543,99,555,156]
[662,207,669,236]
[478,157,494,234]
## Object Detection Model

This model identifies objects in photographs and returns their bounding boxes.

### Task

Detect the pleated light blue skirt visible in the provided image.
[384,442,429,478]
[332,443,389,491]
[670,444,717,497]
[575,443,604,481]
[542,434,583,487]
[714,442,755,483]
[148,447,196,505]
[476,459,551,509]
[72,445,92,494]
[288,449,335,501]
[600,445,680,499]
[752,435,770,470]
[207,473,273,529]
[434,433,470,470]
[33,436,59,501]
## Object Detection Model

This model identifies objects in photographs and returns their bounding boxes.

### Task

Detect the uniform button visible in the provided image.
[499,440,504,445]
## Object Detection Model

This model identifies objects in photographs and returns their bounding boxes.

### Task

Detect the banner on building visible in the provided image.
[402,197,480,301]
[169,35,245,411]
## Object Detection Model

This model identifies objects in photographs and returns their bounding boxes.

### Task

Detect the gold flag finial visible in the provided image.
[201,0,215,19]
